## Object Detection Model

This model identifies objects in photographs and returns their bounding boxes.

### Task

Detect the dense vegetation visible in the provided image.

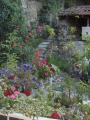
[0,0,24,65]
[0,0,90,119]
[0,0,23,39]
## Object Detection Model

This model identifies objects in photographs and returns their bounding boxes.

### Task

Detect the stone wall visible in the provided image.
[21,0,42,26]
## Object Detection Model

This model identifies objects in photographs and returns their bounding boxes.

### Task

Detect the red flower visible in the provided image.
[22,90,32,96]
[51,111,60,119]
[44,72,49,77]
[39,59,47,66]
[4,89,13,96]
[32,60,36,64]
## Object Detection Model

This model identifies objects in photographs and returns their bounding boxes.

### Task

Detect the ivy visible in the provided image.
[0,0,23,40]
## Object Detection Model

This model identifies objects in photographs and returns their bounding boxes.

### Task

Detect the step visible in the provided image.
[38,44,48,48]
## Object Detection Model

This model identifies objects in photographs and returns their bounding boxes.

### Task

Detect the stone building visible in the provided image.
[21,0,42,26]
[58,1,90,41]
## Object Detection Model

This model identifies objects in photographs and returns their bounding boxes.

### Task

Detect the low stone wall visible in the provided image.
[0,113,56,120]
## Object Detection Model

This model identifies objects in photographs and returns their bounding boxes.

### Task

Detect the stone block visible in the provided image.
[9,117,23,120]
[0,114,7,120]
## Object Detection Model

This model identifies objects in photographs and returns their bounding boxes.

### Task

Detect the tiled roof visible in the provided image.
[59,5,90,16]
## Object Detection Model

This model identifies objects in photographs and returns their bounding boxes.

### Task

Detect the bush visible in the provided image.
[0,0,23,39]
[47,55,70,72]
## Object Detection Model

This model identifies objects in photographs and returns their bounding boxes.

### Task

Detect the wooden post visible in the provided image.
[87,16,90,26]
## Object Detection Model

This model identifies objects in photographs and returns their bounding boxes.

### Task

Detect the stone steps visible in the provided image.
[37,39,52,58]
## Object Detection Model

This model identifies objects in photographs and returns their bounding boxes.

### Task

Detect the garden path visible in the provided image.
[37,38,52,58]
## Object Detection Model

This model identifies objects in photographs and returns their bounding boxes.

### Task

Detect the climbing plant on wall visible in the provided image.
[38,0,62,24]
[0,0,24,65]
[0,0,23,40]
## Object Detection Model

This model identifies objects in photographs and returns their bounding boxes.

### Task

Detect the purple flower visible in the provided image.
[23,64,30,71]
[32,77,37,82]
[36,82,42,88]
[29,64,33,71]
[0,68,11,77]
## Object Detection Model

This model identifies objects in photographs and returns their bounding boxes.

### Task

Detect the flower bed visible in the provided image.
[0,50,63,119]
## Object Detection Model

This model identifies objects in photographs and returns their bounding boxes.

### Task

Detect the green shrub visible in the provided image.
[0,0,23,39]
[47,55,70,72]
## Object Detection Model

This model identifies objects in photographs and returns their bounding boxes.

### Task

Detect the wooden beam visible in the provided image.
[87,16,90,26]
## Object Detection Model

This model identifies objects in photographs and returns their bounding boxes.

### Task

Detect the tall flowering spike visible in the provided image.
[35,49,41,59]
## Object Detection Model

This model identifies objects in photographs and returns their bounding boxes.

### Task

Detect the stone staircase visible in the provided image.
[37,39,52,58]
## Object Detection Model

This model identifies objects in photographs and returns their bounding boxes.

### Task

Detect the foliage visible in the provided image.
[32,50,56,80]
[6,54,18,72]
[47,54,70,72]
[45,25,55,37]
[0,0,25,65]
[76,81,90,98]
[38,0,61,24]
[69,26,77,34]
[0,0,23,39]
[0,24,43,64]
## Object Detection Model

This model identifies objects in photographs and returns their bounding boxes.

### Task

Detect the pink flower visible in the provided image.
[9,94,16,100]
[37,26,44,33]
[14,91,20,97]
[4,86,20,100]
